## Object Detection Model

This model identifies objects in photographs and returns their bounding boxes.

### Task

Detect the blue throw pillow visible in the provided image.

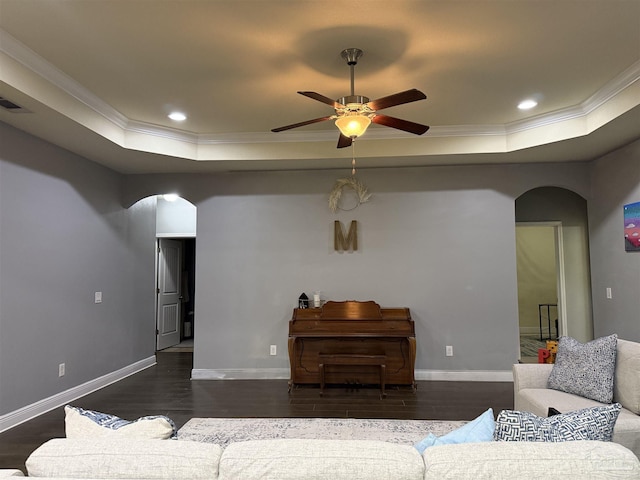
[414,408,495,454]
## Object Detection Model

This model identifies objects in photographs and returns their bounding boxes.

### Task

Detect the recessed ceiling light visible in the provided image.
[168,112,187,121]
[517,99,538,110]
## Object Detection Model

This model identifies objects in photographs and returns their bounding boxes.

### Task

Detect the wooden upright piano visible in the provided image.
[288,300,416,392]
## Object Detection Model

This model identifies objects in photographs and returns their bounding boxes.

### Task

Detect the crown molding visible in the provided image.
[125,120,200,144]
[1,27,639,152]
[506,59,640,135]
[0,29,129,129]
[584,59,640,114]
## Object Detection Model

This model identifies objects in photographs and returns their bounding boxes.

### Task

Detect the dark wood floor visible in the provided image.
[0,352,513,473]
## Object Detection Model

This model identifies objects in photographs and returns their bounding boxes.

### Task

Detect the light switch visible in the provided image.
[95,291,102,303]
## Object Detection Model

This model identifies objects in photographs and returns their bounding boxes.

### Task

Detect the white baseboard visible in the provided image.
[0,356,156,433]
[415,369,513,382]
[191,368,290,380]
[191,368,513,382]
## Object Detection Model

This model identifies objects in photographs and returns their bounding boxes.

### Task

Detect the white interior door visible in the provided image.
[156,239,182,350]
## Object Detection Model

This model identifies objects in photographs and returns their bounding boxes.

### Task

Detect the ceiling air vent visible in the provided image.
[0,97,30,113]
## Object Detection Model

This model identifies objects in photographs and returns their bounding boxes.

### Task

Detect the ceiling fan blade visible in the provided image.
[372,114,430,135]
[271,116,333,133]
[337,133,352,149]
[298,91,345,109]
[367,89,426,111]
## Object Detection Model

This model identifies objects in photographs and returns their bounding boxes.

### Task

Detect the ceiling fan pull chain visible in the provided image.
[351,141,357,176]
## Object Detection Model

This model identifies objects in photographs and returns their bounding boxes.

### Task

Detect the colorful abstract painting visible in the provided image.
[624,202,640,251]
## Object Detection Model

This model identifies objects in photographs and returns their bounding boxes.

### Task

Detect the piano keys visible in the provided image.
[288,300,416,392]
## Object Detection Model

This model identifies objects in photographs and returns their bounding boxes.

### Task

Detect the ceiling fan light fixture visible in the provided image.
[271,48,429,146]
[335,114,371,138]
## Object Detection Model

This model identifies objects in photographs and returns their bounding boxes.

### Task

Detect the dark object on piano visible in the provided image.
[288,300,416,392]
[298,293,309,309]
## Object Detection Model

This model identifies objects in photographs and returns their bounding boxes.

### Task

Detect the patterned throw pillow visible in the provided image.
[494,403,621,442]
[64,405,176,439]
[547,334,617,403]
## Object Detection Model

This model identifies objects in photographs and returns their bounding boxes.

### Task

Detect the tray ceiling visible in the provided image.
[0,0,639,173]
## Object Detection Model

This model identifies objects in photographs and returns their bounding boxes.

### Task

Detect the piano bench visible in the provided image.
[318,354,386,397]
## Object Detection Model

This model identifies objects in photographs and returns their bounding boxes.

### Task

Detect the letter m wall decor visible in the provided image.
[334,220,358,251]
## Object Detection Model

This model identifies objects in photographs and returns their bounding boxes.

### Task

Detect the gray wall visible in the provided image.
[0,123,157,416]
[2,117,637,419]
[124,162,592,378]
[589,139,640,341]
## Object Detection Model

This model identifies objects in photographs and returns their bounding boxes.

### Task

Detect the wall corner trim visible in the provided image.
[0,356,157,433]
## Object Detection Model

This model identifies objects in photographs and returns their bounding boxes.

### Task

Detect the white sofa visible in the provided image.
[1,436,639,480]
[513,338,640,458]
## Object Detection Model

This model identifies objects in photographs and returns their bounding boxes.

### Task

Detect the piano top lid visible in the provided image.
[291,300,411,322]
[319,301,382,320]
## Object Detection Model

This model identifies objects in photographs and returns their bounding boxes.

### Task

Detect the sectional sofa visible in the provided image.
[513,337,640,458]
[1,436,638,479]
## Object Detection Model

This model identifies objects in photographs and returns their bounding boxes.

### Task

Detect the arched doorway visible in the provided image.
[155,194,197,351]
[127,193,197,352]
[515,187,593,361]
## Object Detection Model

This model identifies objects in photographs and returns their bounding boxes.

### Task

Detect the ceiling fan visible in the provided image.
[271,48,430,148]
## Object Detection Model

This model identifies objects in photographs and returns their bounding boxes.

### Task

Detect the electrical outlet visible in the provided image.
[94,291,102,303]
[58,363,65,377]
[606,287,612,299]
[270,345,277,356]
[445,345,453,357]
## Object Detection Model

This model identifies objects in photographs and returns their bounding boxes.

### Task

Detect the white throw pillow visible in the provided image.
[64,405,175,439]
